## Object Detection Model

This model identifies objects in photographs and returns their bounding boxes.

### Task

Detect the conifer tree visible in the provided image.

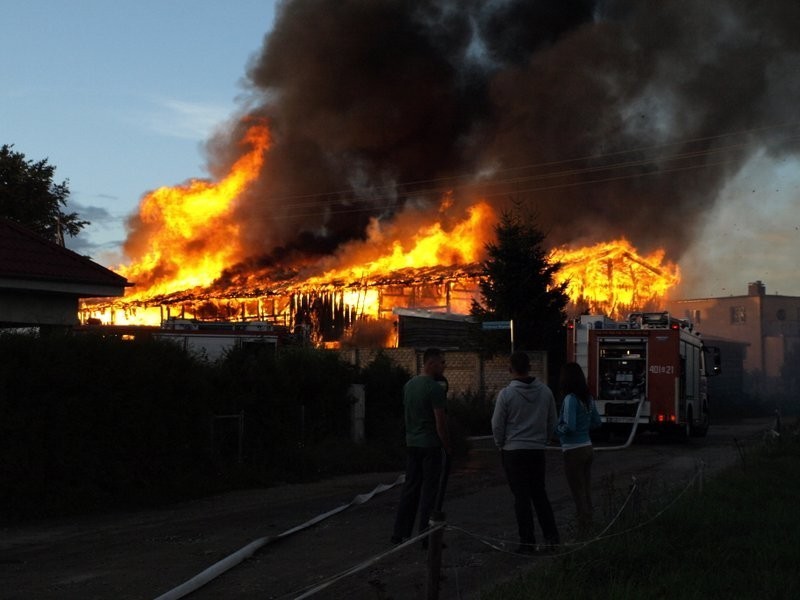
[471,208,569,354]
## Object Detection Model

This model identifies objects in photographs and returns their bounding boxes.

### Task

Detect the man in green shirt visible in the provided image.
[391,348,451,545]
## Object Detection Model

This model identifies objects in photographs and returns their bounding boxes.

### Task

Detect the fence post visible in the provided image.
[426,452,451,600]
[425,512,446,600]
[349,384,366,444]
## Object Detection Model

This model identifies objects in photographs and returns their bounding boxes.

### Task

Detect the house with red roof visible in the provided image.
[0,218,129,328]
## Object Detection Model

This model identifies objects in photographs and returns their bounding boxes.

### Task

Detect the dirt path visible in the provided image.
[0,419,771,600]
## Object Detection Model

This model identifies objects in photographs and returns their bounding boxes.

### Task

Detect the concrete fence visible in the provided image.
[337,347,548,399]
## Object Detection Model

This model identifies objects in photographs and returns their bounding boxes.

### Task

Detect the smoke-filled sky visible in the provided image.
[3,0,799,297]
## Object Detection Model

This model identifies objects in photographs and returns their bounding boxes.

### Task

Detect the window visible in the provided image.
[731,305,746,324]
[776,309,786,321]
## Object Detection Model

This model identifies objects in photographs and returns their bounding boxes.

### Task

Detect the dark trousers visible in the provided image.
[392,446,444,540]
[563,445,595,533]
[501,448,559,545]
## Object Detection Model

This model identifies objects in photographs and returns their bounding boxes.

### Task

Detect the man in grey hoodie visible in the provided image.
[491,351,560,554]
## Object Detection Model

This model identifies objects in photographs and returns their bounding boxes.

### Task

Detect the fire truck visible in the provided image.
[566,312,721,438]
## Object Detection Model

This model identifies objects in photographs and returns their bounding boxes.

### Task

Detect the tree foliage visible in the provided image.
[0,144,88,241]
[471,208,569,352]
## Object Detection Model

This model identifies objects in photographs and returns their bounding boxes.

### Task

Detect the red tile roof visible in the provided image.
[0,218,129,288]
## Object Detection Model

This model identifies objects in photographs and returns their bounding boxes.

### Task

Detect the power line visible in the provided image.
[266,148,773,221]
[247,120,800,215]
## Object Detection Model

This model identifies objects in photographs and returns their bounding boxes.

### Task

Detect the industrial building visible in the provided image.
[665,281,800,396]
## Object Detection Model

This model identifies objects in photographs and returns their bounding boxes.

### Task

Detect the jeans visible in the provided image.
[501,448,559,545]
[392,446,444,540]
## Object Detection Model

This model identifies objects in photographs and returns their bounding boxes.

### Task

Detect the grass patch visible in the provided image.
[483,429,800,599]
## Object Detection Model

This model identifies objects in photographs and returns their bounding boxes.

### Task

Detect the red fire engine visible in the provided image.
[566,311,721,438]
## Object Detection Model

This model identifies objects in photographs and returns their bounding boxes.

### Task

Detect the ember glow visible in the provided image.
[118,124,270,300]
[550,238,681,319]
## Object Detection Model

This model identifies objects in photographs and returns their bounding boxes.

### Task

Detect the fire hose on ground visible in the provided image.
[471,396,646,452]
[152,475,405,600]
[594,396,645,452]
[154,401,640,600]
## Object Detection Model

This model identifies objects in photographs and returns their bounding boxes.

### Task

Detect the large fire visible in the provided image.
[83,120,679,336]
[295,197,495,323]
[117,124,270,299]
[550,238,681,319]
[304,198,493,286]
[86,119,497,329]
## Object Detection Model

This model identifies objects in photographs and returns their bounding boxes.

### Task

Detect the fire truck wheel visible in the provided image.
[690,410,710,438]
[678,410,692,441]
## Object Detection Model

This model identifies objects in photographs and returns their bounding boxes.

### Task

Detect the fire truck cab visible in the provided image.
[566,311,721,439]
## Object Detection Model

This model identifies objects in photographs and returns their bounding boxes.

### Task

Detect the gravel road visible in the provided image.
[0,418,772,600]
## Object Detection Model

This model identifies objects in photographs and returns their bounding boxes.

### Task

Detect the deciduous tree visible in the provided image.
[0,144,87,242]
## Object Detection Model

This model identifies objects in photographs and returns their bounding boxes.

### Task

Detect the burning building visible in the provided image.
[82,1,800,344]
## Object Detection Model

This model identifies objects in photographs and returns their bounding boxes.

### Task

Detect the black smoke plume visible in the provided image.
[205,0,800,270]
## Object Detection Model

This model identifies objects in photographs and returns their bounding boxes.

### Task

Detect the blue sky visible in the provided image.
[2,1,799,298]
[1,0,277,263]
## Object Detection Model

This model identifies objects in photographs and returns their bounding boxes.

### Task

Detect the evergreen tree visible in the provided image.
[471,208,569,354]
[0,144,88,242]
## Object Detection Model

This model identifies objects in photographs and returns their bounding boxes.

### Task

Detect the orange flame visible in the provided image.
[550,238,680,319]
[295,198,495,322]
[88,133,678,334]
[118,124,270,299]
[305,198,494,285]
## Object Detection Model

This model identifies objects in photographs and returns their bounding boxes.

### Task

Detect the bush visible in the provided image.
[447,389,494,436]
[0,334,412,521]
[211,345,357,474]
[357,352,410,447]
[0,332,216,520]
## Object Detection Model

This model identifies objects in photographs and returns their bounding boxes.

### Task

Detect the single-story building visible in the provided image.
[0,218,129,328]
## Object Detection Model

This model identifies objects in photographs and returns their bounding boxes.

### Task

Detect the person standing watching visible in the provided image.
[391,348,451,545]
[556,361,602,536]
[492,351,560,554]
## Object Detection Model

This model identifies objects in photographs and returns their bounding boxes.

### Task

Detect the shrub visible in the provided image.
[357,352,410,447]
[447,389,494,436]
[0,332,216,519]
[211,345,358,478]
[0,334,410,520]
